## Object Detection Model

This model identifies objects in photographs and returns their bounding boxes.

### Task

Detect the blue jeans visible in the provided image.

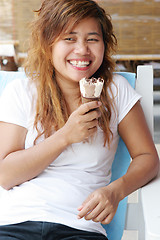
[0,221,108,240]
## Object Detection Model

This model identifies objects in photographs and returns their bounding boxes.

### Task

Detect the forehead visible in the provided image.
[63,17,102,35]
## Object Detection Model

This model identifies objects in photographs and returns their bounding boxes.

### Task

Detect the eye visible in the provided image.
[64,37,76,42]
[87,38,99,42]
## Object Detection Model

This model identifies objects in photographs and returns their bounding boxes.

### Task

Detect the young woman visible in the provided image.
[0,0,159,239]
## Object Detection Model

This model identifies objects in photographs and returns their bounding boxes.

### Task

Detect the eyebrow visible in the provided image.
[69,31,101,36]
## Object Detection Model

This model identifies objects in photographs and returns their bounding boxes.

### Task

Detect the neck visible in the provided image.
[56,78,82,114]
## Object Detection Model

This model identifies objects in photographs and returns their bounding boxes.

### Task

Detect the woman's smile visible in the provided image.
[69,60,91,70]
[68,59,91,70]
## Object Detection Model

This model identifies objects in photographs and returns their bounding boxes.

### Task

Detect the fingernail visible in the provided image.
[77,205,83,211]
[77,215,81,219]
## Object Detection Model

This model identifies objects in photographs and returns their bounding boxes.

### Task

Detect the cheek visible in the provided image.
[51,53,57,68]
[52,45,70,65]
[51,52,62,73]
[51,47,57,66]
[52,49,63,68]
[96,45,105,65]
[52,43,63,63]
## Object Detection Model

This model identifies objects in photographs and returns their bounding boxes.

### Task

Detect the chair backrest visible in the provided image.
[136,65,153,136]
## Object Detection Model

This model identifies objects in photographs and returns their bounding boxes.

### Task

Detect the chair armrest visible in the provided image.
[141,144,160,240]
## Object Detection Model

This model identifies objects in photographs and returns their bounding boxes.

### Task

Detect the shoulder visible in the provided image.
[0,77,36,128]
[1,77,36,101]
[113,73,127,83]
[109,73,137,97]
[110,74,141,123]
[112,73,132,89]
[3,77,31,92]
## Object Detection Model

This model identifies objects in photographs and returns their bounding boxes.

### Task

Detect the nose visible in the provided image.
[74,41,90,55]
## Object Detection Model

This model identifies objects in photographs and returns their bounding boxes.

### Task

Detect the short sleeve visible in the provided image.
[0,78,31,128]
[113,74,141,124]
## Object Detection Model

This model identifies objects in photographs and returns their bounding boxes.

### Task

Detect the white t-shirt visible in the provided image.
[0,74,141,236]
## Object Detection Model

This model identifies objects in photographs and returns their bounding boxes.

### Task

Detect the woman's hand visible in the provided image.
[77,183,121,225]
[62,101,101,145]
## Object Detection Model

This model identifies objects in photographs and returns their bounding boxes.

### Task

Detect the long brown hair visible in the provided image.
[24,0,117,146]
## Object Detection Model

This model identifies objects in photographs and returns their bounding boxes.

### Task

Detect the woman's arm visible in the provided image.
[117,101,159,197]
[0,101,101,190]
[77,101,159,224]
[0,121,68,190]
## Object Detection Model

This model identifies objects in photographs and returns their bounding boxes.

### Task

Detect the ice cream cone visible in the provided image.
[81,97,100,104]
[79,77,104,104]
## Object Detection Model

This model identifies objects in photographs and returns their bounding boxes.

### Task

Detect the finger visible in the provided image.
[88,126,97,137]
[79,101,101,115]
[92,208,110,223]
[77,201,98,219]
[84,110,101,122]
[77,205,83,211]
[84,203,105,221]
[86,119,99,129]
[101,212,115,225]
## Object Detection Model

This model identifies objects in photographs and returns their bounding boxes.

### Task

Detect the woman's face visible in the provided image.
[51,17,105,86]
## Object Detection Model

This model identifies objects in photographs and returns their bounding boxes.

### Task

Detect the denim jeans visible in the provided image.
[0,221,108,240]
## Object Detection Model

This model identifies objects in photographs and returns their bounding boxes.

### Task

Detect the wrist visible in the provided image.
[57,126,71,148]
[108,177,126,201]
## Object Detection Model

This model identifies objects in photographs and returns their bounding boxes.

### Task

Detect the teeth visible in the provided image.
[70,60,90,67]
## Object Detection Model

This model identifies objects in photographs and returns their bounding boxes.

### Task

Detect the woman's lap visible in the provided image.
[0,221,108,240]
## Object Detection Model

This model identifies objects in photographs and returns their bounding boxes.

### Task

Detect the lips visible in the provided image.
[69,60,91,68]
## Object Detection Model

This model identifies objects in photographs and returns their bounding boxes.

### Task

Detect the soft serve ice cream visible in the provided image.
[79,77,104,103]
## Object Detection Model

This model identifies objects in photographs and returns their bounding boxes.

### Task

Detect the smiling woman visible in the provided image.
[0,0,159,240]
[51,18,105,85]
[25,0,117,146]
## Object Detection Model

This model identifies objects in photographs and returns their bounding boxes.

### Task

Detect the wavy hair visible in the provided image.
[24,0,117,146]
